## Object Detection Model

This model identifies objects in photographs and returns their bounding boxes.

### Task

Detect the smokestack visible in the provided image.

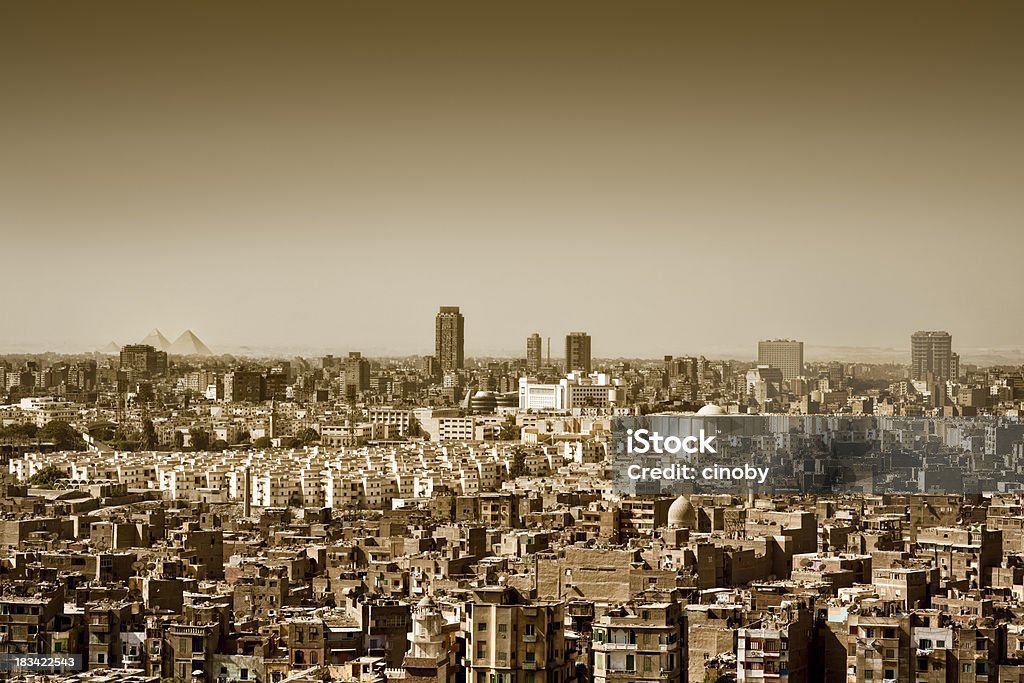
[546,337,550,366]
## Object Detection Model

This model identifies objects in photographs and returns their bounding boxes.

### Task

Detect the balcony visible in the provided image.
[523,635,537,643]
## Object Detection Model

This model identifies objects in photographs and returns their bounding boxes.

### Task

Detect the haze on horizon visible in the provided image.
[2,1,1023,360]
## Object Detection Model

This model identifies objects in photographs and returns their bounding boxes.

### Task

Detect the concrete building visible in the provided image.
[435,307,465,373]
[565,332,592,374]
[757,340,804,382]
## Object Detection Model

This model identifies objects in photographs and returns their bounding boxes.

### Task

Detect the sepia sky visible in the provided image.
[2,1,1023,360]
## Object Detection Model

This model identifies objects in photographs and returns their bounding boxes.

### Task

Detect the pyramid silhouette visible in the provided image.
[140,328,172,351]
[169,330,213,356]
[98,341,121,354]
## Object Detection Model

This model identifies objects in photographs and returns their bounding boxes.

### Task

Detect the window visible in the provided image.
[241,669,249,680]
[976,661,987,675]
[918,657,928,671]
[919,639,932,649]
[962,663,972,673]
[525,624,535,636]
[884,669,894,679]
[525,652,535,662]
[478,623,487,631]
[625,655,635,672]
[936,640,945,648]
[498,624,508,633]
[863,671,873,680]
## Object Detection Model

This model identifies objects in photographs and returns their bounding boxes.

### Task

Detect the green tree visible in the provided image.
[26,464,65,489]
[37,420,86,451]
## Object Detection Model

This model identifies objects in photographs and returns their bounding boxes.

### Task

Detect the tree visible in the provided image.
[189,428,211,451]
[211,439,229,452]
[509,446,528,478]
[173,431,185,450]
[1,423,38,440]
[237,430,251,444]
[37,420,86,451]
[27,465,65,489]
[253,436,272,448]
[299,427,320,445]
[140,419,159,450]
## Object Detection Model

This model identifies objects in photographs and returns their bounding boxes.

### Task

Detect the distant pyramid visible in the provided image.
[169,329,213,356]
[98,341,121,354]
[140,328,172,351]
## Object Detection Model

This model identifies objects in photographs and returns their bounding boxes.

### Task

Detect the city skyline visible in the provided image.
[3,320,1024,368]
[3,1,1024,356]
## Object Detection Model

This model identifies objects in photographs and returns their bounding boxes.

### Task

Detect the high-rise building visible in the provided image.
[526,333,543,373]
[119,344,168,379]
[435,306,464,372]
[223,370,263,403]
[757,339,804,381]
[344,351,370,397]
[911,331,954,380]
[565,331,592,373]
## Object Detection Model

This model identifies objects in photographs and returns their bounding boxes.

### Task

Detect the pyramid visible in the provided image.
[169,329,213,356]
[98,341,121,354]
[140,328,172,351]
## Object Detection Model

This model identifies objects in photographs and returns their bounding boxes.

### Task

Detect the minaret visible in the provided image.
[243,466,252,518]
[402,594,449,683]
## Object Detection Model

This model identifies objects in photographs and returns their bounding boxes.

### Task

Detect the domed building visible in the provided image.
[667,494,696,528]
[695,403,727,416]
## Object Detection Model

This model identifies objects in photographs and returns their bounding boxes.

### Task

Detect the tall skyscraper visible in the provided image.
[911,331,955,380]
[435,306,465,372]
[757,339,804,381]
[119,344,168,378]
[526,333,543,372]
[565,331,592,373]
[344,351,370,397]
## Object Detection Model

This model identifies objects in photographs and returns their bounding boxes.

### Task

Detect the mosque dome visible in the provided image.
[667,494,696,528]
[695,404,726,416]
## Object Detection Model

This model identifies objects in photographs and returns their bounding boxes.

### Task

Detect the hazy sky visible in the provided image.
[3,1,1023,359]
